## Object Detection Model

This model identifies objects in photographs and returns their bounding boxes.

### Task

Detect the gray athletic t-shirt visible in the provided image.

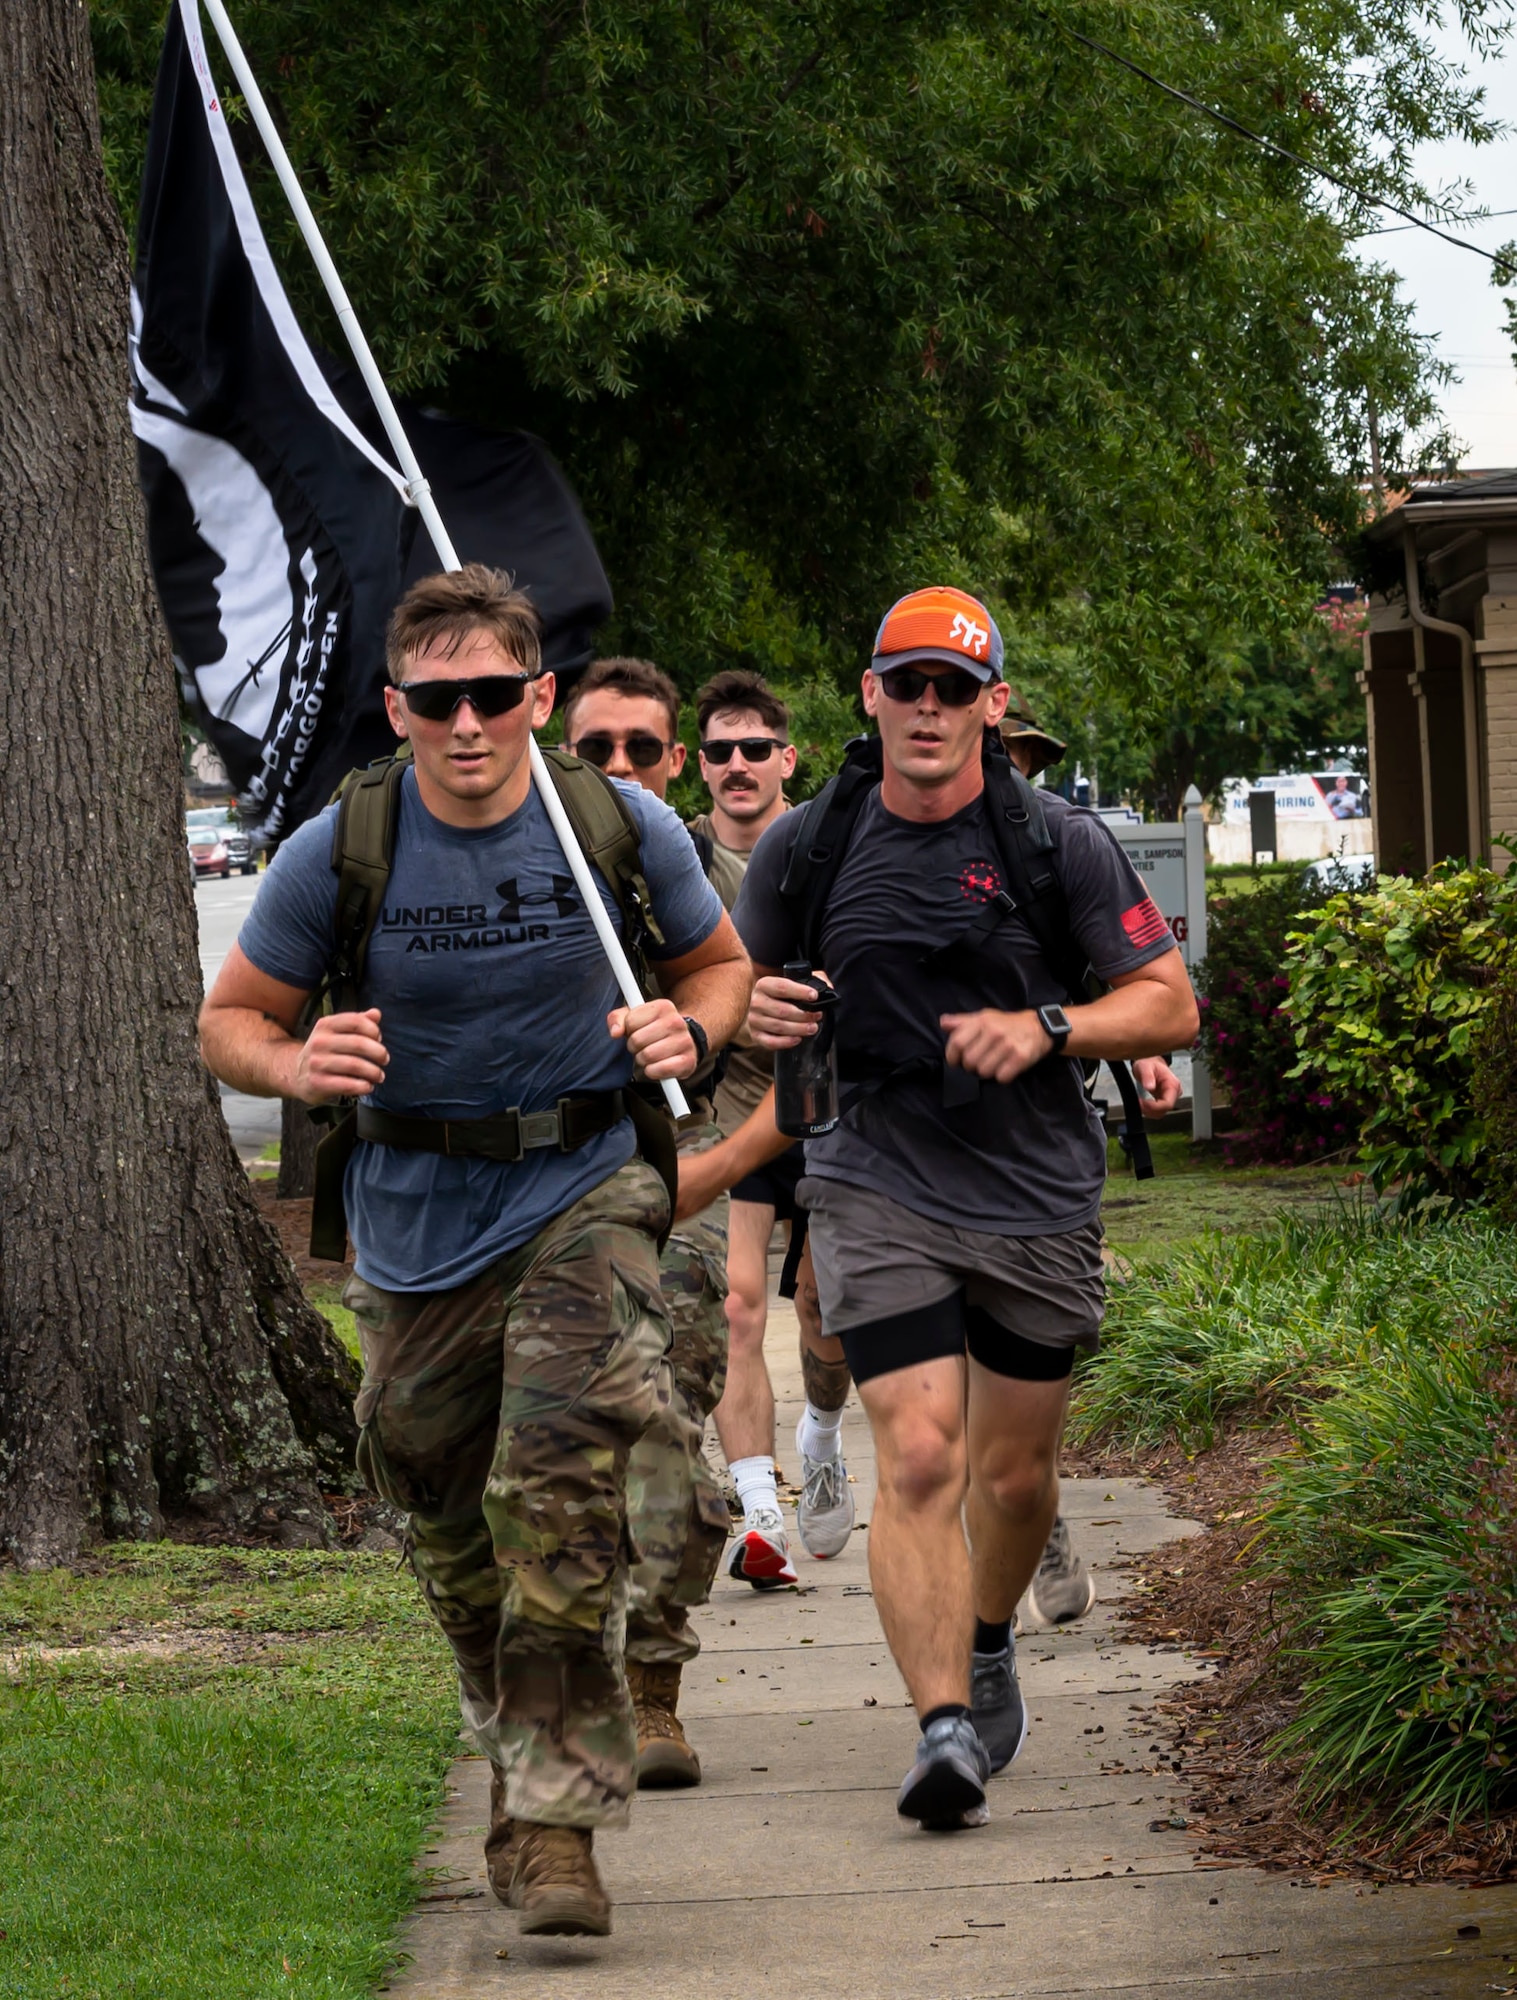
[238,767,723,1291]
[732,785,1177,1236]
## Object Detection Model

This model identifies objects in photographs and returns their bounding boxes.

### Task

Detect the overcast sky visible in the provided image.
[1361,23,1517,468]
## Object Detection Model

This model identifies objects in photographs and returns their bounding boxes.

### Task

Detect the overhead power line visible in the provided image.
[1053,19,1517,280]
[1357,205,1517,239]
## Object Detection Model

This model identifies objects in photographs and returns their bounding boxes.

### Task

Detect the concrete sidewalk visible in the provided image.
[391,1298,1517,1998]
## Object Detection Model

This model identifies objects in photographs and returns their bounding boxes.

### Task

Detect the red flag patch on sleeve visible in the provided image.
[1121,897,1171,949]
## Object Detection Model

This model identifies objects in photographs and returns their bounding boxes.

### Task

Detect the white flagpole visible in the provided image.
[196,0,688,1118]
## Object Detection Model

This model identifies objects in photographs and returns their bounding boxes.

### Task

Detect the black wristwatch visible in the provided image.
[682,1016,710,1065]
[1036,1003,1073,1055]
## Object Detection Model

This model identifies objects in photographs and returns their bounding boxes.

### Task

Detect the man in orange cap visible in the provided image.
[729,586,1198,1830]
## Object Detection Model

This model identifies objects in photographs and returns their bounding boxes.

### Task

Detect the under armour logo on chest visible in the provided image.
[495,874,581,923]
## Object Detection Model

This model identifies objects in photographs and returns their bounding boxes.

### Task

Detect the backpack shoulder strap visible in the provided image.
[980,742,1154,1179]
[538,746,664,981]
[981,742,1090,1001]
[323,746,411,1014]
[687,824,715,878]
[778,733,884,964]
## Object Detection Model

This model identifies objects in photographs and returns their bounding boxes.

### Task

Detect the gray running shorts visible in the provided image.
[797,1175,1105,1384]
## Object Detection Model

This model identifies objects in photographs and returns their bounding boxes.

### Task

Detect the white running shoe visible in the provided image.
[795,1420,856,1559]
[727,1506,799,1589]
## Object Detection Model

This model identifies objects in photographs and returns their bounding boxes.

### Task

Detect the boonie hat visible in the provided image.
[999,690,1067,776]
[871,586,1005,683]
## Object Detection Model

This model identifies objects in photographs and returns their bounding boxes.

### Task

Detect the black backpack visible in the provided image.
[776,729,1155,1178]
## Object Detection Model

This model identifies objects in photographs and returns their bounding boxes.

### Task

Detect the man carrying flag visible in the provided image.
[200,566,751,1935]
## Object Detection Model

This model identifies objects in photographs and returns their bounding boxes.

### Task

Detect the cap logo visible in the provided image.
[949,611,989,658]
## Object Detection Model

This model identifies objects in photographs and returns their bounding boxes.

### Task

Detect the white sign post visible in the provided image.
[1107,784,1211,1140]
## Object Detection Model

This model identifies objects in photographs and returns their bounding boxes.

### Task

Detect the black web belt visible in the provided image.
[355,1091,625,1163]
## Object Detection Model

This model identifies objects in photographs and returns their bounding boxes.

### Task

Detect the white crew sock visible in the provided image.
[730,1455,780,1524]
[796,1402,845,1463]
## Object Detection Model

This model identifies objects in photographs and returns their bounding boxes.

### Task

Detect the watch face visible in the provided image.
[1042,1005,1071,1035]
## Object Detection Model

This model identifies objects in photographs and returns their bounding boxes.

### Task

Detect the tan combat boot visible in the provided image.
[627,1659,702,1788]
[484,1763,517,1905]
[508,1823,612,1936]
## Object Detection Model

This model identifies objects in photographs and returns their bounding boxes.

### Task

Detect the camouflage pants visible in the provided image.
[344,1159,671,1830]
[625,1116,730,1665]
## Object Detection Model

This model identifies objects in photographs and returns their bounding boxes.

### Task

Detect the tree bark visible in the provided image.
[0,0,358,1565]
[278,1097,319,1201]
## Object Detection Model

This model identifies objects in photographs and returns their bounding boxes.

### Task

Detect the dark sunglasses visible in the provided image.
[568,732,673,770]
[701,737,785,764]
[874,665,987,708]
[398,674,535,721]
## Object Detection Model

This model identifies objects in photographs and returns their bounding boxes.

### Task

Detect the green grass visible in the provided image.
[309,1287,360,1362]
[1101,1132,1349,1259]
[0,1549,458,1998]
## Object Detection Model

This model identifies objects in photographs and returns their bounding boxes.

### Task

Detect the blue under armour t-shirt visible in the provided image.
[237,766,724,1291]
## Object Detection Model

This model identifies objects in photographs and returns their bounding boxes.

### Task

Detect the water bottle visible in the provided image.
[774,960,840,1138]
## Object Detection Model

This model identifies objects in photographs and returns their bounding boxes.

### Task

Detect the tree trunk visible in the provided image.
[0,0,358,1565]
[278,1097,319,1200]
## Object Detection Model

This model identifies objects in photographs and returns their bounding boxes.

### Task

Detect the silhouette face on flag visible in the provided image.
[131,0,611,843]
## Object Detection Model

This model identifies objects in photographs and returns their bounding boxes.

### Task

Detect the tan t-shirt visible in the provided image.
[686,811,776,1133]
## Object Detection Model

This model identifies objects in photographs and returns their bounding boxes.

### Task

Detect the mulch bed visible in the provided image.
[246,1178,351,1290]
[1067,1428,1517,1886]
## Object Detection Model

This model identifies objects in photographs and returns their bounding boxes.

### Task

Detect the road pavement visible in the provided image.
[194,869,280,1160]
[389,1298,1517,1999]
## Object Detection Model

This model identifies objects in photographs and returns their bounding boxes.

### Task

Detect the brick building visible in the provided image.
[1361,471,1517,873]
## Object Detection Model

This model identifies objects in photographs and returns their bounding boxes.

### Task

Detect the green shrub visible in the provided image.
[1472,957,1517,1224]
[1286,860,1517,1204]
[1196,865,1358,1161]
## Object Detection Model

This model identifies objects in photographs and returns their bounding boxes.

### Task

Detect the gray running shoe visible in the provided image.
[896,1714,991,1829]
[726,1506,799,1588]
[795,1421,856,1559]
[1026,1514,1097,1626]
[971,1638,1028,1774]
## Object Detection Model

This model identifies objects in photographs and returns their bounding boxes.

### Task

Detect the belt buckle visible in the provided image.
[518,1110,561,1152]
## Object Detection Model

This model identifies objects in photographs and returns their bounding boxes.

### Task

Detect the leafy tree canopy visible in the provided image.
[1018,596,1368,818]
[93,0,1504,716]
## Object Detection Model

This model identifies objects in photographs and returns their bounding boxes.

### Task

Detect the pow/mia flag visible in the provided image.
[132,0,611,843]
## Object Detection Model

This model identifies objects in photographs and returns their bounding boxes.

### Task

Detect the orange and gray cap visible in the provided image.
[999,690,1067,775]
[871,586,1004,683]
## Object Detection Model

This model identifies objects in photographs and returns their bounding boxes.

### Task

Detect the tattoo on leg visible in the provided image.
[801,1342,852,1414]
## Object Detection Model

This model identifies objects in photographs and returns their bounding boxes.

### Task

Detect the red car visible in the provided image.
[187,827,232,879]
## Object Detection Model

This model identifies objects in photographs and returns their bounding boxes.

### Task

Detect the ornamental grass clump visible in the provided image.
[1266,1346,1517,1831]
[1076,1206,1517,1836]
[1285,859,1517,1206]
[1070,1204,1517,1452]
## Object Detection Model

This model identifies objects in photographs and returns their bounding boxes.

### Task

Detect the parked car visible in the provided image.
[185,806,259,877]
[187,826,232,879]
[1302,852,1378,892]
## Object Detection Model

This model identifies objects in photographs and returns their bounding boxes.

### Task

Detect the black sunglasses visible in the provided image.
[398,674,535,721]
[568,732,674,770]
[701,737,786,764]
[874,665,986,708]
